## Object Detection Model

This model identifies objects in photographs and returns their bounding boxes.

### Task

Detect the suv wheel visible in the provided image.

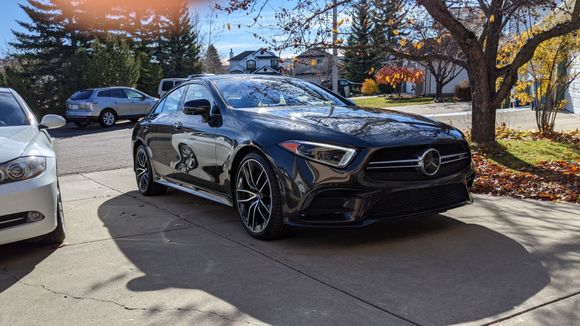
[135,145,167,196]
[235,153,286,239]
[99,109,117,128]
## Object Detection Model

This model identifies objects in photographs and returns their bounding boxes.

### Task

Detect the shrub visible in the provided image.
[361,78,379,95]
[454,80,471,101]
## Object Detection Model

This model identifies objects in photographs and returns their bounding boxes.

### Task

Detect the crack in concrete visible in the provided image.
[1,269,262,326]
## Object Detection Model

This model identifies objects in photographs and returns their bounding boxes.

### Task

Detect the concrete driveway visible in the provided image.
[1,168,578,325]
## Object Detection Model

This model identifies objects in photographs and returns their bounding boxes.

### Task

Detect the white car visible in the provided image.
[0,88,67,246]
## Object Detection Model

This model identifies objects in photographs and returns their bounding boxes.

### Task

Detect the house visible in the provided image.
[565,55,580,114]
[228,49,282,75]
[292,48,340,83]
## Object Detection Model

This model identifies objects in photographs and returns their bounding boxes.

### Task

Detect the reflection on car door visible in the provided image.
[169,83,220,192]
[145,86,186,177]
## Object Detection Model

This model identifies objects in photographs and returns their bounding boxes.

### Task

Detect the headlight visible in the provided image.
[279,140,357,168]
[0,157,46,184]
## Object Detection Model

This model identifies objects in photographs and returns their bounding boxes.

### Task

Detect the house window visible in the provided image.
[271,60,279,68]
[246,60,256,71]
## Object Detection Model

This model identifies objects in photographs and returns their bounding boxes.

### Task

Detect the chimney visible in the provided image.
[229,49,234,59]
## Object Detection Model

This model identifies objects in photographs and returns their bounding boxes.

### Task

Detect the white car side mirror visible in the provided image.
[40,114,66,129]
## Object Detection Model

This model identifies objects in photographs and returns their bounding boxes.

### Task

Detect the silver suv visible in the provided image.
[65,87,157,128]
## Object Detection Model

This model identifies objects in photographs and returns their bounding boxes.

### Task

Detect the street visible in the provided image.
[50,108,580,175]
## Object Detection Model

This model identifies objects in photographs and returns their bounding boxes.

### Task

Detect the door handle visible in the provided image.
[174,121,183,130]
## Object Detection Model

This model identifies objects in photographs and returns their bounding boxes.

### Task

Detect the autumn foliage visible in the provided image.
[375,66,424,89]
[361,78,379,95]
[470,129,579,203]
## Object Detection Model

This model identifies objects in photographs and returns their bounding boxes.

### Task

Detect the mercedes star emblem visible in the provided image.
[419,148,441,176]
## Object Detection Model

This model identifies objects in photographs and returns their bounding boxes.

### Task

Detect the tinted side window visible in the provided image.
[162,87,186,113]
[161,81,174,92]
[70,90,94,100]
[111,89,127,98]
[97,90,111,97]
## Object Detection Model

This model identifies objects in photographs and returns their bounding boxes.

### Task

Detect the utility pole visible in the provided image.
[331,0,339,93]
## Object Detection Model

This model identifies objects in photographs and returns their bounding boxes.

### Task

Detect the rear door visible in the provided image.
[109,89,131,116]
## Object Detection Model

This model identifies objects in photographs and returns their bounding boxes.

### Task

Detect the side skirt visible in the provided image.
[157,180,233,207]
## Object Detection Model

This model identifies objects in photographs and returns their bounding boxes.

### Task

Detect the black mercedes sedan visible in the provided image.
[132,75,474,239]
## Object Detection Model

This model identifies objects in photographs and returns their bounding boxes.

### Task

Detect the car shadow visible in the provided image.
[0,242,57,293]
[96,193,550,325]
[48,120,136,139]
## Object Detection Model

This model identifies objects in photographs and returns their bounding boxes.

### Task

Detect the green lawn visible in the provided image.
[481,138,580,170]
[352,96,434,108]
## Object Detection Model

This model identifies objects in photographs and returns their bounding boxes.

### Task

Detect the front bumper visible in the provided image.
[0,158,59,245]
[268,146,474,227]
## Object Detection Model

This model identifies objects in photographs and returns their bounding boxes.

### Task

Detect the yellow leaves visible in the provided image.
[392,29,399,36]
[361,79,379,95]
[399,38,407,47]
[414,41,424,50]
[337,18,346,27]
[489,14,495,24]
[368,67,375,74]
[226,23,231,31]
[387,18,395,26]
[310,59,317,66]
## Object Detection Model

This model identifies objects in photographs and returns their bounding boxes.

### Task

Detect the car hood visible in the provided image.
[243,105,465,147]
[0,126,39,163]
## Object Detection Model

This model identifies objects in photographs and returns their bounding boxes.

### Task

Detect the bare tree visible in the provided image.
[218,0,580,143]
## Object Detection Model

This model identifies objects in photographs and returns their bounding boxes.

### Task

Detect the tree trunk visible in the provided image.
[469,68,496,144]
[435,81,443,99]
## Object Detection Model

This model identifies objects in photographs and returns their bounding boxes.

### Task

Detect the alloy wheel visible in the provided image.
[136,148,150,192]
[102,112,115,126]
[236,159,272,233]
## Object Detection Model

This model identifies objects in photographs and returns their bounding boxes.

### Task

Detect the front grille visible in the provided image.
[366,142,470,181]
[0,213,28,229]
[366,184,469,218]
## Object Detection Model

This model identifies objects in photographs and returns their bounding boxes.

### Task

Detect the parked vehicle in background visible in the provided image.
[0,88,67,246]
[158,78,187,98]
[321,79,362,97]
[66,87,157,128]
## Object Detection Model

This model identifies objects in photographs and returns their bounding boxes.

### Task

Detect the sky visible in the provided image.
[0,0,305,60]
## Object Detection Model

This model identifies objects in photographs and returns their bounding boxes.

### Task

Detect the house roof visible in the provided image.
[229,50,255,61]
[229,49,281,61]
[296,48,330,58]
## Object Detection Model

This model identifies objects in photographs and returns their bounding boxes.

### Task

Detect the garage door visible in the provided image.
[565,55,580,114]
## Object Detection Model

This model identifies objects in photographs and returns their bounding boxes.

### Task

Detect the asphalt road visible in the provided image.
[50,110,580,176]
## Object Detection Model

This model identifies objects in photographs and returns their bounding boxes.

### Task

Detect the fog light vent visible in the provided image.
[27,211,45,223]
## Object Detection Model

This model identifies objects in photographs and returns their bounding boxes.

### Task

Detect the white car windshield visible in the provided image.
[0,92,29,127]
[213,78,346,109]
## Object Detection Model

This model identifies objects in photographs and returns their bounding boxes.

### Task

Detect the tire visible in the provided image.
[39,187,66,246]
[99,109,117,128]
[135,145,167,196]
[235,152,287,240]
[74,121,90,128]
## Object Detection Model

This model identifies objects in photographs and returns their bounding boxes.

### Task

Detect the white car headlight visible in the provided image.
[0,157,46,184]
[279,141,357,168]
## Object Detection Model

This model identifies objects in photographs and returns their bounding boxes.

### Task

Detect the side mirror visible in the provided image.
[183,99,211,115]
[39,114,66,129]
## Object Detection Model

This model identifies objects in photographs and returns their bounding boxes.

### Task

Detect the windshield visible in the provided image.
[0,92,29,127]
[70,89,94,100]
[213,78,347,108]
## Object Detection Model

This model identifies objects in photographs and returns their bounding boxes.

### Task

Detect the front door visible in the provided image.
[145,86,186,177]
[169,83,220,192]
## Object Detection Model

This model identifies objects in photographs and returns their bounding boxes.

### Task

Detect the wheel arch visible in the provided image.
[229,143,287,203]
